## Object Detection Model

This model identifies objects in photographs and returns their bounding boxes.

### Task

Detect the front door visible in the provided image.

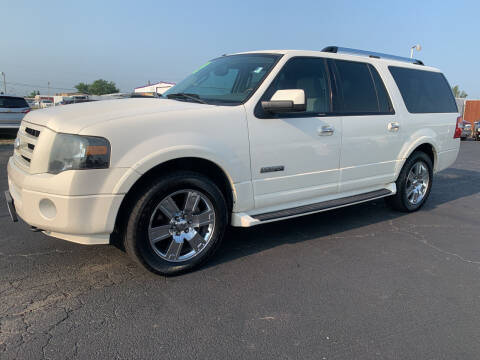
[246,57,342,211]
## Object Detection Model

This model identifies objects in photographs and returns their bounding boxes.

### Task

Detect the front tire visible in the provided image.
[123,171,228,276]
[386,151,433,212]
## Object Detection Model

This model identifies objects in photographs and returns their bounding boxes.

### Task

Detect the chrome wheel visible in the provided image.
[406,161,430,205]
[148,189,215,262]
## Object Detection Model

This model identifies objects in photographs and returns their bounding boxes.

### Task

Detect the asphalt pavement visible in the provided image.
[1,142,480,359]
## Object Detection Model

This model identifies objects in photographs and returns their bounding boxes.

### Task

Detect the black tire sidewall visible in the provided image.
[397,152,433,211]
[125,172,228,275]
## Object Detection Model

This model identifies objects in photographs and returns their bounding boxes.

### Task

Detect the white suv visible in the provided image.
[5,47,461,275]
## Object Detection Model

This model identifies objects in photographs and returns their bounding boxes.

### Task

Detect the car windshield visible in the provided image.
[163,54,281,105]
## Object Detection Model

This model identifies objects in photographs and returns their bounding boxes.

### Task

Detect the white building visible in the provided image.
[134,81,175,95]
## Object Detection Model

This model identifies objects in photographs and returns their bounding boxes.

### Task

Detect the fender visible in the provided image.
[110,138,255,212]
[113,144,239,193]
[394,129,439,177]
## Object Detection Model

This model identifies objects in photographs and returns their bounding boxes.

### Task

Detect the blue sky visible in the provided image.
[2,0,479,97]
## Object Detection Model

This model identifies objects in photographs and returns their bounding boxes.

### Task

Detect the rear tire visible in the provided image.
[123,171,228,276]
[385,151,433,212]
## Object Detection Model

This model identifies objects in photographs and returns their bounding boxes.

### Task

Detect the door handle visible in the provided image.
[388,122,400,132]
[318,125,334,136]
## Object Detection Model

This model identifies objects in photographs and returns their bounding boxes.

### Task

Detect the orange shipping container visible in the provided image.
[464,100,480,126]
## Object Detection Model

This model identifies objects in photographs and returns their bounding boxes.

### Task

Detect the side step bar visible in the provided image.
[254,189,392,222]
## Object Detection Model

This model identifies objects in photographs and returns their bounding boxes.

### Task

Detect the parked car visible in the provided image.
[474,121,480,141]
[460,120,472,140]
[39,99,54,108]
[58,99,95,105]
[0,95,30,130]
[5,47,460,275]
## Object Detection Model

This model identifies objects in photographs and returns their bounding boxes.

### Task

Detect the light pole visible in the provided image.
[410,44,422,58]
[0,72,6,94]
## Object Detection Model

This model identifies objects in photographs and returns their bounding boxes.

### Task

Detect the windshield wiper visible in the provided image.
[166,93,208,104]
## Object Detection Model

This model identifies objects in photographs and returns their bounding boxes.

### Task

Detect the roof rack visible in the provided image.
[322,46,424,66]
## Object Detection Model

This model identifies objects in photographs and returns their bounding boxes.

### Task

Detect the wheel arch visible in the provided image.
[111,157,236,247]
[395,138,439,179]
[412,143,436,167]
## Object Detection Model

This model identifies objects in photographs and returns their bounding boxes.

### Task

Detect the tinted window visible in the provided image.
[389,67,457,113]
[334,60,379,113]
[0,96,29,108]
[368,64,393,113]
[261,57,330,114]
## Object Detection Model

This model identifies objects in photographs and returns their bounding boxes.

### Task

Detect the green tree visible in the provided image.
[74,79,119,95]
[28,90,40,97]
[452,85,467,98]
[74,82,90,94]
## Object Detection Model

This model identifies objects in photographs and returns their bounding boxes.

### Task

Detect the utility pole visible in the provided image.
[48,81,50,96]
[0,72,6,94]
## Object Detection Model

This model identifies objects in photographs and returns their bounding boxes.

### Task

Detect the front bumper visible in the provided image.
[7,157,125,245]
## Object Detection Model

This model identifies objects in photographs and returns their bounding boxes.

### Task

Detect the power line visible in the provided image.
[5,81,75,91]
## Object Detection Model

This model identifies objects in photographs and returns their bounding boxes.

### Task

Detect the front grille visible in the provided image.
[14,124,42,170]
[25,127,40,137]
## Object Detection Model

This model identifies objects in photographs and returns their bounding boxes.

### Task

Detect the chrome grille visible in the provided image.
[14,124,42,169]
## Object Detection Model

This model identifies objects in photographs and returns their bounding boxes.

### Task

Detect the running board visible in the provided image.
[253,189,393,222]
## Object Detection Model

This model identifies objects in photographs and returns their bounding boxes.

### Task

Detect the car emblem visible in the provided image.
[14,138,20,150]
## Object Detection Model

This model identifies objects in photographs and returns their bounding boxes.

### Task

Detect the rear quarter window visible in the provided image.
[388,67,457,113]
[0,96,29,108]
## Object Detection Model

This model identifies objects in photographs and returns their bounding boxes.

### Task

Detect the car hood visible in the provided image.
[22,98,213,133]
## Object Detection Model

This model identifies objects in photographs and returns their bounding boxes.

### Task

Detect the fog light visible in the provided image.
[39,199,57,219]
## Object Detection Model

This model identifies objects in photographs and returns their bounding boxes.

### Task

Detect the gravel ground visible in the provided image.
[1,142,480,359]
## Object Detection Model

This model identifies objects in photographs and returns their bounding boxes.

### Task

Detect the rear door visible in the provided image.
[329,59,403,193]
[0,96,29,127]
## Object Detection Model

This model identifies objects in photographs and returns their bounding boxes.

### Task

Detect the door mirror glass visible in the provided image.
[261,89,306,113]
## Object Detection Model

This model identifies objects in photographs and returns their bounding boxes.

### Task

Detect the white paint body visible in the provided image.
[7,50,460,244]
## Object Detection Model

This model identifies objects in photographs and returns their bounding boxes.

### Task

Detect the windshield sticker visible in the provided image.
[253,66,263,74]
[193,62,211,74]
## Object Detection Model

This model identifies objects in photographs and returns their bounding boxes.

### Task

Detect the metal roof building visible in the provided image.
[134,81,175,95]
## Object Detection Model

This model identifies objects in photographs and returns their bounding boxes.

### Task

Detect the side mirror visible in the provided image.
[261,89,306,113]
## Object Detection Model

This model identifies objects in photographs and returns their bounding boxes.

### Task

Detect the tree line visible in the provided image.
[452,85,467,98]
[28,79,119,97]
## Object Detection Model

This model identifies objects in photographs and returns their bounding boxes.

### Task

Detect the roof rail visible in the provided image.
[322,46,424,66]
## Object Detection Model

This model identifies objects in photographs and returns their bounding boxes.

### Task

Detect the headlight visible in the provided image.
[48,134,110,174]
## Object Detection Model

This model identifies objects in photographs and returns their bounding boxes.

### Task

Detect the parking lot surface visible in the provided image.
[1,142,480,359]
